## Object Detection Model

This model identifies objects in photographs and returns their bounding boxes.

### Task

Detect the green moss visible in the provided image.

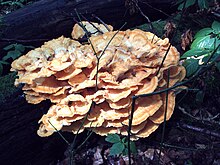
[0,72,18,104]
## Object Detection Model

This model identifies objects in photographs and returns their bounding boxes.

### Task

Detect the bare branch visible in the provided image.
[48,120,70,146]
[92,14,111,32]
[158,68,170,162]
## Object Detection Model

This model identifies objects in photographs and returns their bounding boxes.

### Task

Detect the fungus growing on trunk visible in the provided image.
[11,22,185,140]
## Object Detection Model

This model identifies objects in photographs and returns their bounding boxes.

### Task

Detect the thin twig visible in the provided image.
[0,38,49,42]
[158,68,170,162]
[75,129,94,152]
[95,22,127,90]
[133,0,220,101]
[92,14,111,31]
[80,14,104,34]
[74,10,97,55]
[127,97,136,165]
[160,143,200,151]
[128,1,188,164]
[132,0,156,42]
[156,43,172,75]
[70,11,127,165]
[48,120,70,146]
[205,44,220,64]
[156,0,187,75]
[178,106,220,125]
[178,122,220,139]
[68,10,100,165]
[134,65,209,100]
[147,141,220,151]
[139,1,170,17]
[70,102,95,153]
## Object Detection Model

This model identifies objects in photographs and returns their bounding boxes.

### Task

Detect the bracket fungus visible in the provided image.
[11,21,186,140]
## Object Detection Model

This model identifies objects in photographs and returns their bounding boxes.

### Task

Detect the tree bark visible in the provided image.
[0,0,176,49]
[0,0,177,164]
[0,93,68,164]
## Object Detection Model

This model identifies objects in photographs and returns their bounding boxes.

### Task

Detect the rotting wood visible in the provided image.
[0,0,176,52]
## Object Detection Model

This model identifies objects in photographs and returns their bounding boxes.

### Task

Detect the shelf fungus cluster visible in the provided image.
[11,21,186,140]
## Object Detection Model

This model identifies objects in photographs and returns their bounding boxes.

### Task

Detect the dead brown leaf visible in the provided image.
[163,21,176,38]
[181,29,193,50]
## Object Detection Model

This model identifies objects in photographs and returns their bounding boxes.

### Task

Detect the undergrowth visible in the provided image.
[0,0,38,14]
[0,72,17,104]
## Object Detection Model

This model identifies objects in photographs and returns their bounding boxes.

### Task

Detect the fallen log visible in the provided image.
[0,0,177,164]
[0,0,176,49]
[0,93,66,164]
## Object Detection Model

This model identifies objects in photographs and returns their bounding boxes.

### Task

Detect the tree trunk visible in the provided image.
[0,92,68,164]
[0,0,176,50]
[0,0,177,164]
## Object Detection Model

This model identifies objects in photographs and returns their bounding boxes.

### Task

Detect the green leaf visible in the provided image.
[130,141,137,154]
[181,49,211,59]
[196,90,205,103]
[185,160,193,165]
[194,28,213,38]
[175,0,184,5]
[202,55,211,64]
[1,1,12,5]
[122,137,126,143]
[14,2,24,7]
[178,0,196,10]
[24,45,35,49]
[198,0,209,9]
[3,43,32,52]
[109,142,125,156]
[124,141,137,154]
[105,134,121,143]
[3,44,15,51]
[122,148,128,156]
[214,39,220,53]
[0,61,9,65]
[14,44,25,52]
[183,58,199,77]
[2,50,22,61]
[202,52,220,63]
[190,35,215,50]
[213,52,220,61]
[212,21,220,34]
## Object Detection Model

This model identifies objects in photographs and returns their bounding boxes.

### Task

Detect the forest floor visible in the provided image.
[55,72,220,165]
